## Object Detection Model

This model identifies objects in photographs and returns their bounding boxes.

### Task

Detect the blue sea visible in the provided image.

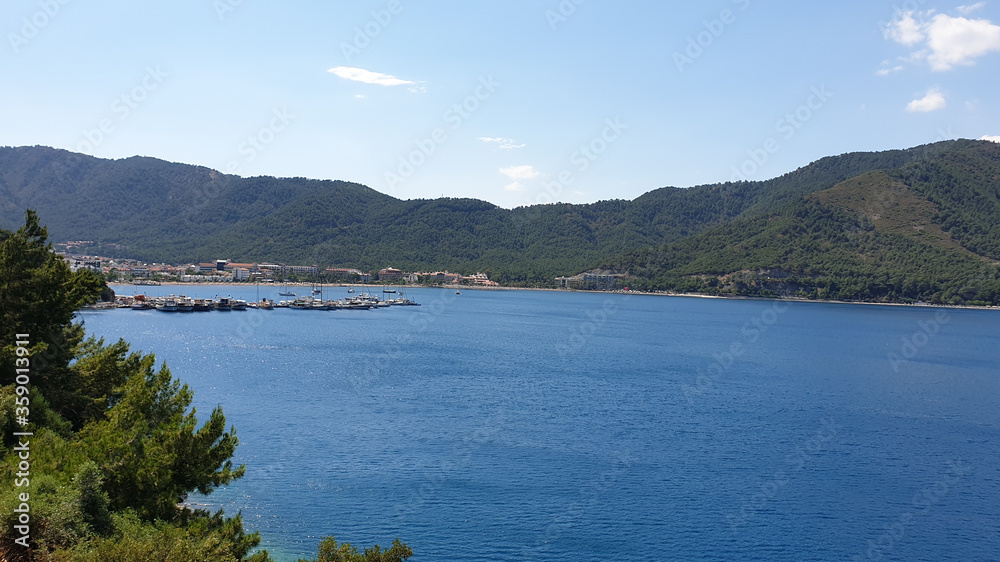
[79,285,1000,561]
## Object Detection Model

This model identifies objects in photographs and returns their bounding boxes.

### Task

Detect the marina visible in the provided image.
[109,285,420,313]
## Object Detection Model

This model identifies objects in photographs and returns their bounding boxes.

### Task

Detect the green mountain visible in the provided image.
[0,141,986,287]
[606,141,1000,305]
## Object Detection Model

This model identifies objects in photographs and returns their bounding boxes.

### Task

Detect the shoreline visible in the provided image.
[108,281,998,312]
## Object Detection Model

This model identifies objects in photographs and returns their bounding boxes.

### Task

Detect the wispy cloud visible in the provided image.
[499,165,541,180]
[876,61,904,76]
[907,88,947,112]
[958,2,986,15]
[480,137,526,150]
[504,182,526,192]
[884,10,1000,71]
[981,134,1000,142]
[328,66,417,87]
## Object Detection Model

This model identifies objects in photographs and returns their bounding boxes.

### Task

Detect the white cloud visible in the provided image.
[884,11,1000,71]
[503,182,526,192]
[958,2,986,15]
[876,64,904,76]
[981,134,1000,142]
[906,88,947,112]
[499,165,540,180]
[328,66,416,87]
[885,12,926,45]
[480,137,526,149]
[925,13,1000,70]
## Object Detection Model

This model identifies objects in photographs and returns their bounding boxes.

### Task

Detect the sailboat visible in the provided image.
[278,282,296,296]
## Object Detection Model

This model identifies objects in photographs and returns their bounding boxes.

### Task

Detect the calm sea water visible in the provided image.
[78,285,1000,561]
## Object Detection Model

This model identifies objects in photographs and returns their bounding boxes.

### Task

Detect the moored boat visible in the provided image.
[156,299,179,312]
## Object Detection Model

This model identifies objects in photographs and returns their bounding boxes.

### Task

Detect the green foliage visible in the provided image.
[891,141,1000,259]
[611,197,1000,305]
[78,357,244,521]
[0,212,265,561]
[0,210,104,428]
[58,510,263,562]
[298,536,413,562]
[603,141,1000,304]
[74,462,112,536]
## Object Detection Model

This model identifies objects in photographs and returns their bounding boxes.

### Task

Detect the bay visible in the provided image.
[79,285,1000,561]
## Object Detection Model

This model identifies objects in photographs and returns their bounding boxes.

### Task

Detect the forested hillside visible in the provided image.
[1,141,986,284]
[606,143,1000,305]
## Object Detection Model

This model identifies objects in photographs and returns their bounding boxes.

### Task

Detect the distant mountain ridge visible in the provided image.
[605,140,1000,304]
[1,140,998,301]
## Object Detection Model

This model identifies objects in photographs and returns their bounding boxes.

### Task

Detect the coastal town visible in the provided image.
[58,247,500,287]
[56,242,623,291]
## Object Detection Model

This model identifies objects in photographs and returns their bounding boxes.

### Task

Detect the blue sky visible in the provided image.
[2,0,999,208]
